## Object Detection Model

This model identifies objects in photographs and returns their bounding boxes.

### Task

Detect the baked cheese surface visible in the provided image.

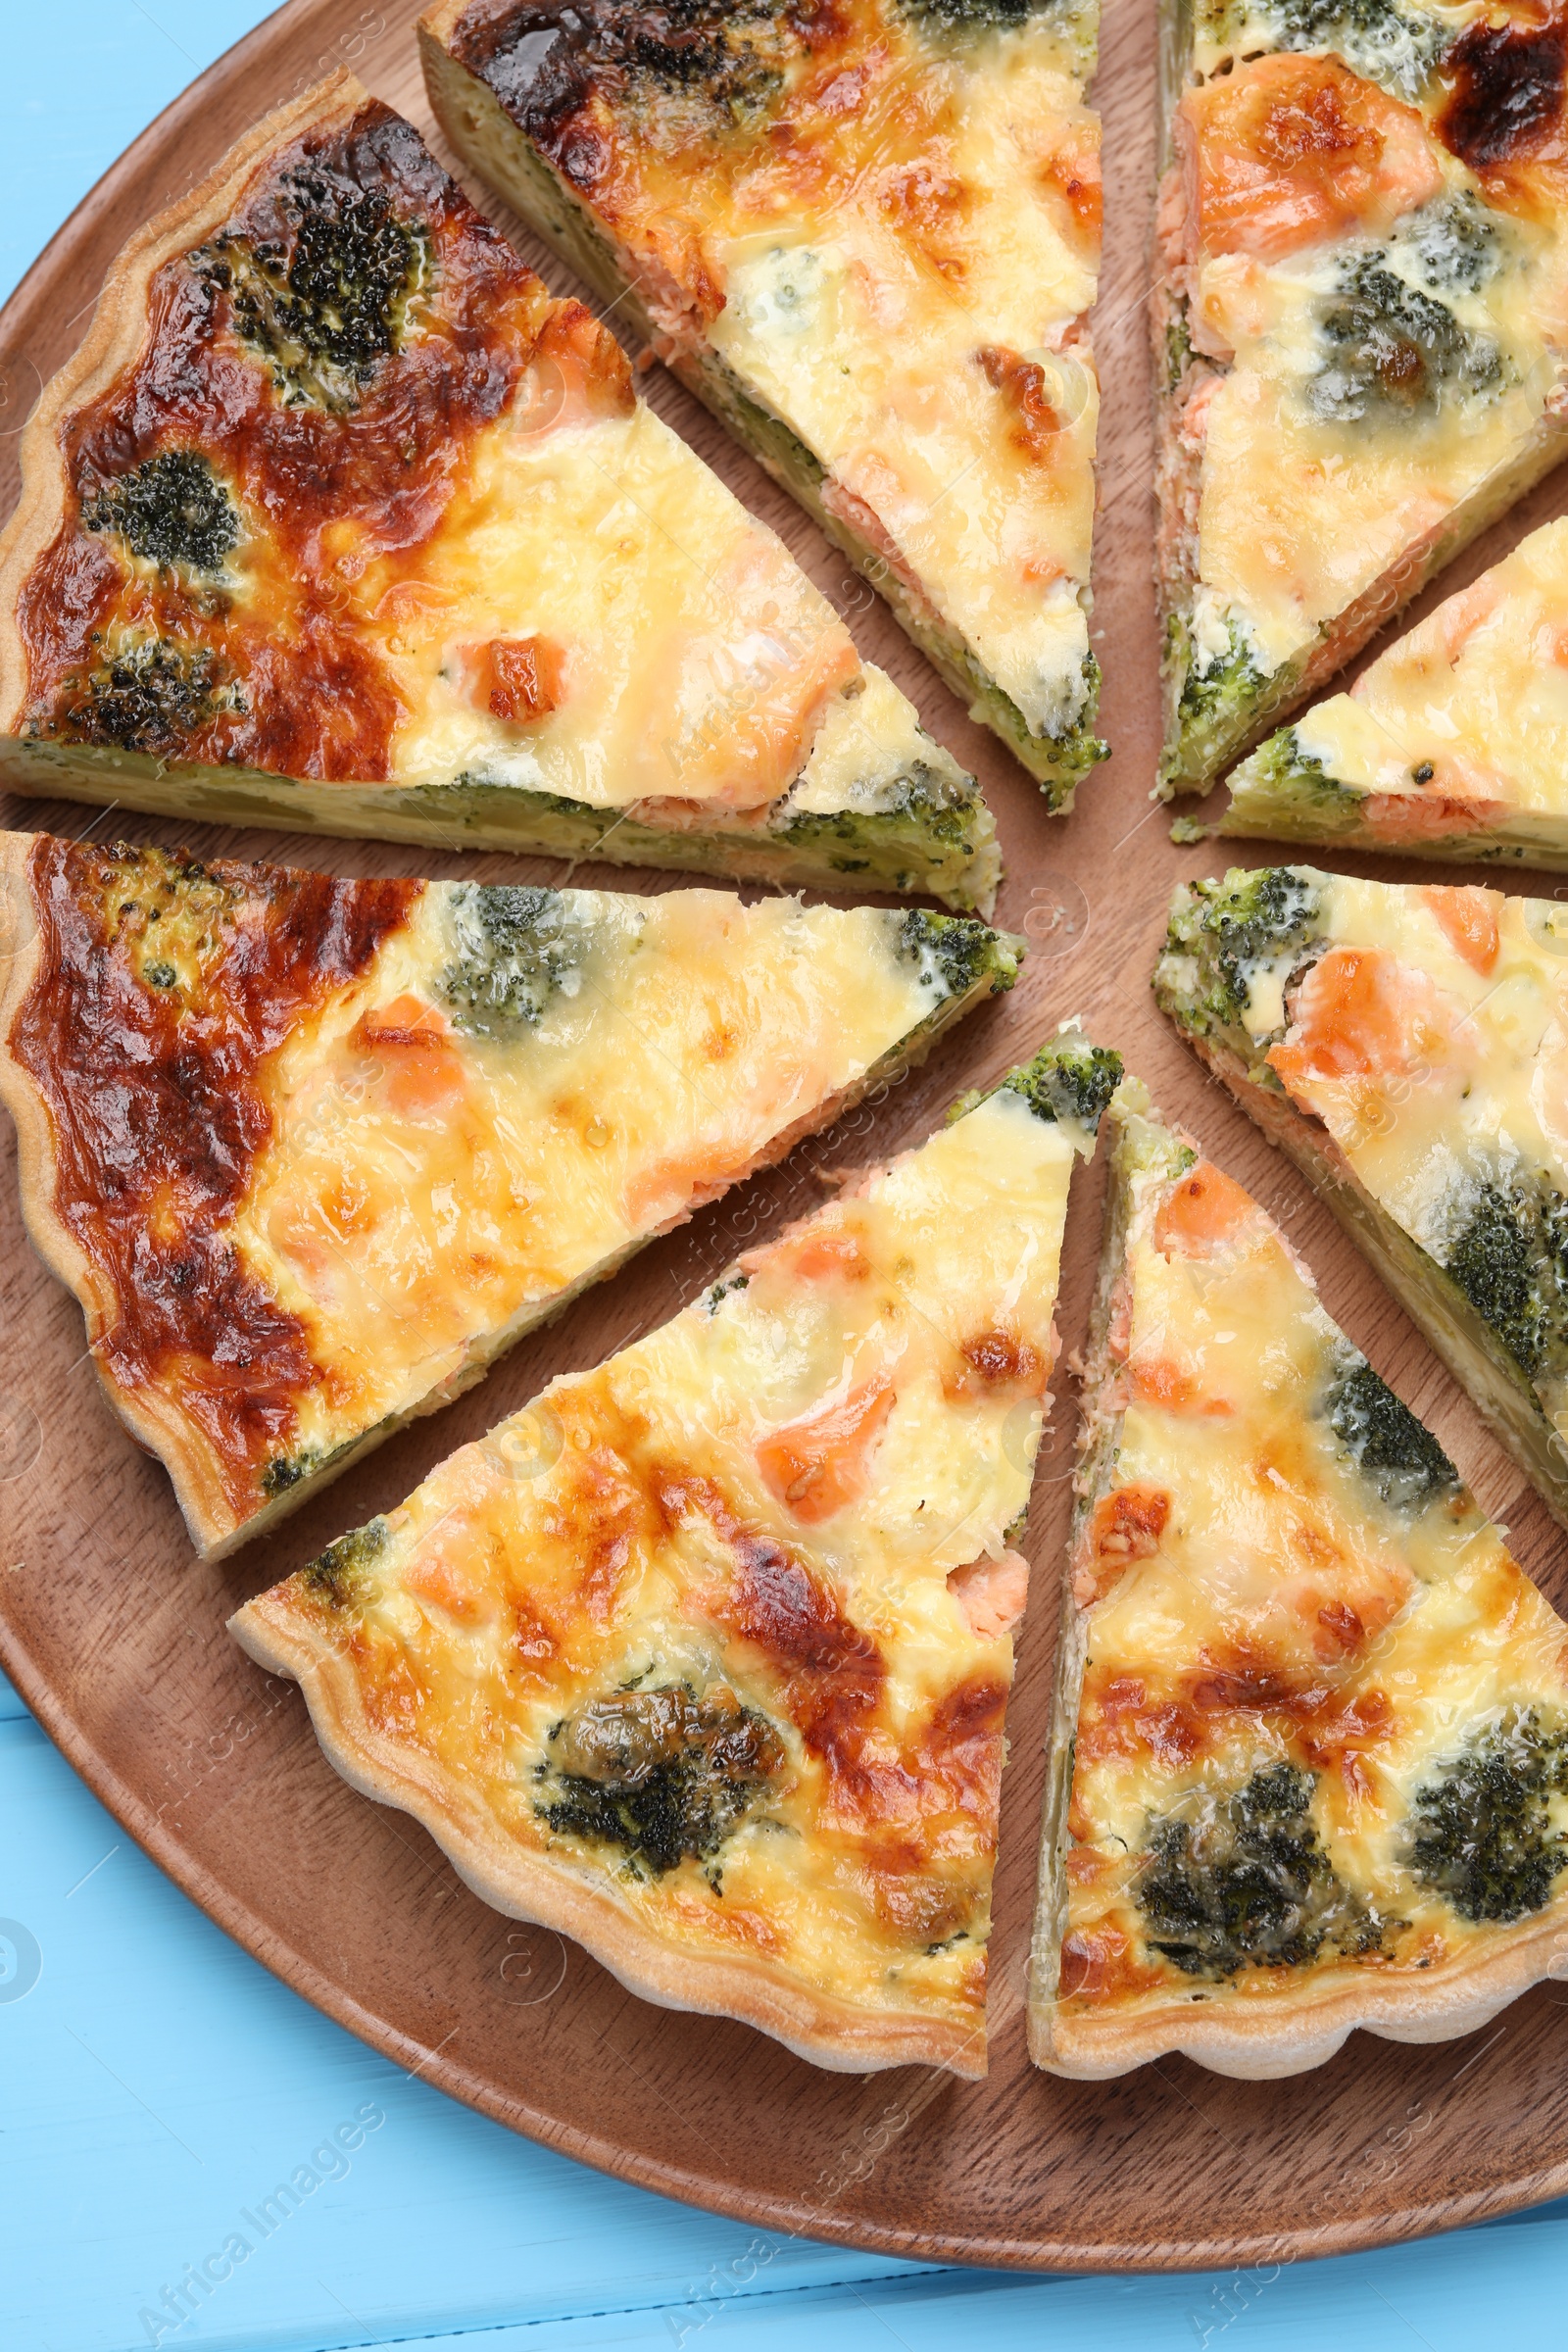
[1040,1093,1568,2074]
[1,832,1015,1557]
[0,84,985,892]
[431,0,1104,778]
[233,1040,1120,2075]
[1159,0,1568,778]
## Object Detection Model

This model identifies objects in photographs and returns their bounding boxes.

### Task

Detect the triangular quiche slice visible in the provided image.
[420,0,1106,806]
[0,829,1018,1560]
[231,1031,1122,2077]
[1031,1079,1568,2081]
[1222,516,1568,867]
[1155,0,1568,795]
[1156,865,1568,1532]
[0,74,999,913]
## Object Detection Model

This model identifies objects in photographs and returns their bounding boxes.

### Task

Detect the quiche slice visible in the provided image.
[1156,0,1568,795]
[1222,516,1568,866]
[230,1031,1123,2076]
[0,829,1019,1561]
[1156,863,1568,1533]
[419,0,1107,806]
[1031,1079,1568,2081]
[0,75,1000,913]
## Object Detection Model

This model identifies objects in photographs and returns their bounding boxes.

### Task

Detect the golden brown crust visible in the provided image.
[231,1583,988,2078]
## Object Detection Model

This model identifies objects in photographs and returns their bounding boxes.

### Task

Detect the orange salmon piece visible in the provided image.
[1422,884,1500,974]
[756,1375,897,1523]
[948,1548,1031,1640]
[1152,1160,1254,1258]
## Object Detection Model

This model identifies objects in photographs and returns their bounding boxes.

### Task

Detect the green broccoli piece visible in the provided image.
[1406,1710,1568,1923]
[896,908,1013,1000]
[438,882,592,1039]
[1209,0,1446,99]
[1139,1763,1395,1977]
[299,1517,389,1611]
[1162,865,1324,1036]
[1004,1039,1123,1134]
[80,451,240,575]
[1308,255,1504,426]
[1172,611,1265,737]
[1235,727,1367,835]
[534,1682,784,1878]
[1444,1175,1568,1386]
[1323,1349,1460,1514]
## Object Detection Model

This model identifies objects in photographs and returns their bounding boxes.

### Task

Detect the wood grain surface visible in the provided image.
[5,0,1568,2274]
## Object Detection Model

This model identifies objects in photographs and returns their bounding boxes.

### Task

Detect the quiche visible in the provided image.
[1031,1079,1568,2080]
[419,0,1107,806]
[1156,0,1568,795]
[0,828,1019,1560]
[1157,864,1568,1534]
[230,1030,1123,2076]
[1223,516,1568,866]
[0,74,1000,913]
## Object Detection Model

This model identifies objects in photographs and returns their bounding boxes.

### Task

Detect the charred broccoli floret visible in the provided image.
[80,451,239,575]
[1139,1763,1394,1977]
[1004,1039,1123,1133]
[299,1517,389,1610]
[535,1682,784,1877]
[1324,1348,1461,1514]
[53,636,239,754]
[1406,1710,1568,1923]
[897,908,1011,999]
[1443,1173,1568,1386]
[438,882,596,1038]
[1160,864,1324,1036]
[1308,256,1503,426]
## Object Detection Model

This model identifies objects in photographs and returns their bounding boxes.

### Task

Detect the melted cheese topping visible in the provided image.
[244,1078,1088,2046]
[1056,1100,1568,2029]
[453,2,1102,739]
[1173,8,1568,679]
[1285,515,1568,810]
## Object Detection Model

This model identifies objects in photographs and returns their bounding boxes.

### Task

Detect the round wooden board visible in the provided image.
[7,0,1568,2275]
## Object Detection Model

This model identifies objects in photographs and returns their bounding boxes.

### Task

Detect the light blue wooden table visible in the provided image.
[5,13,1567,2346]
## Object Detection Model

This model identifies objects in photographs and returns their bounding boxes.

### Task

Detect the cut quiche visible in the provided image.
[1031,1079,1568,2080]
[420,0,1107,805]
[1157,864,1568,1533]
[1156,0,1568,795]
[0,74,1000,912]
[1223,516,1568,866]
[0,829,1019,1560]
[231,1031,1122,2076]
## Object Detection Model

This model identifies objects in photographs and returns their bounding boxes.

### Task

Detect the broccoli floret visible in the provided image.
[80,451,239,575]
[1397,193,1502,297]
[1139,1763,1395,1977]
[1172,610,1265,735]
[1307,256,1504,426]
[52,636,240,754]
[534,1682,784,1877]
[438,882,593,1038]
[1225,0,1446,100]
[1234,727,1366,834]
[1323,1348,1461,1513]
[1004,1039,1123,1133]
[1444,1174,1568,1385]
[703,1271,749,1311]
[201,166,428,411]
[1164,865,1324,1035]
[299,1517,389,1610]
[1406,1710,1568,1923]
[897,909,1009,1000]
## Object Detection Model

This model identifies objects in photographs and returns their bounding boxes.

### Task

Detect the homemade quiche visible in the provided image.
[0,829,1018,1560]
[231,1030,1122,2076]
[0,74,1000,911]
[1032,1080,1568,2080]
[1156,0,1568,794]
[1223,516,1568,865]
[420,0,1107,805]
[1157,864,1568,1532]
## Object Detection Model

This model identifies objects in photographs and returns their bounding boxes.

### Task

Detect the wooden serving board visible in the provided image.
[6,0,1568,2274]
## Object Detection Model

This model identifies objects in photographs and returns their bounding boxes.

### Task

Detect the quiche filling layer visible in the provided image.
[1222,515,1568,866]
[1156,864,1568,1527]
[0,85,997,906]
[1033,1086,1568,2077]
[1156,0,1568,792]
[3,832,1017,1555]
[422,0,1107,801]
[232,1037,1122,2074]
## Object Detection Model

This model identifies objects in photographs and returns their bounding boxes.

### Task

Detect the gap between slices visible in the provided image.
[0,829,1021,1560]
[230,1027,1122,2078]
[0,72,999,912]
[1031,1075,1568,2081]
[418,0,1107,806]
